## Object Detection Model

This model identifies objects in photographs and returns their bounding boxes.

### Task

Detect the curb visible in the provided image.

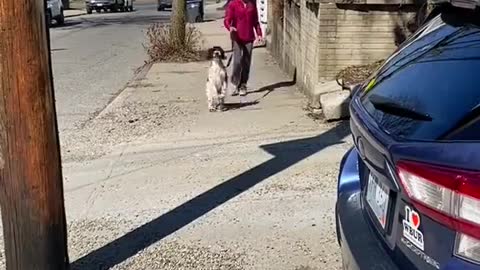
[64,11,87,18]
[90,62,153,121]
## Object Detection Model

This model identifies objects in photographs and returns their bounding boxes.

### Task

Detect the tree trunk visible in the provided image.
[0,0,70,267]
[171,0,187,47]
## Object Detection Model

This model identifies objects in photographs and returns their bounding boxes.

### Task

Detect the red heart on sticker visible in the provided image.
[411,212,420,228]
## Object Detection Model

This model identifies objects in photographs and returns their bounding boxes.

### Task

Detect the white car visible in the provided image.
[46,0,65,26]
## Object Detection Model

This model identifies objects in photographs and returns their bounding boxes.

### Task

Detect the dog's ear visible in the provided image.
[206,48,214,60]
[214,46,226,60]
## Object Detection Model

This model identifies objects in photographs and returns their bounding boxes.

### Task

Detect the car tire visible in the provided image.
[86,7,92,14]
[46,11,52,27]
[96,8,102,12]
[129,3,133,11]
[56,9,65,25]
[157,5,164,11]
[195,15,203,23]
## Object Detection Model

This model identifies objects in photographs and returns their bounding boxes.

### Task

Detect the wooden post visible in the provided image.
[0,0,70,268]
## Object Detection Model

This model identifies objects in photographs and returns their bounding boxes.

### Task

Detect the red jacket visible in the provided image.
[224,0,262,44]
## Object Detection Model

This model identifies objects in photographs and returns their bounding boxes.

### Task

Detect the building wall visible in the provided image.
[267,0,418,98]
[283,1,301,77]
[316,3,416,80]
[299,1,321,92]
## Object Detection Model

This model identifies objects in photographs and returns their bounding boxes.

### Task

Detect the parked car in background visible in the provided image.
[157,0,172,11]
[158,0,203,22]
[86,0,133,14]
[46,0,65,26]
[336,3,480,270]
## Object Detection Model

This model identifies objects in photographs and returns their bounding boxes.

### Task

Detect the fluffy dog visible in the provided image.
[205,46,228,112]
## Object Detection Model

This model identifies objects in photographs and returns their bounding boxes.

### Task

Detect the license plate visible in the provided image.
[96,3,103,6]
[366,173,390,229]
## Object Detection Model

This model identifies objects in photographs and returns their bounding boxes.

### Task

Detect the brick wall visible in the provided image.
[267,0,418,98]
[317,3,416,80]
[283,1,301,77]
[299,1,321,92]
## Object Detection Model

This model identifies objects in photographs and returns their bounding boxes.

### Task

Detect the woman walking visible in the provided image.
[224,0,263,96]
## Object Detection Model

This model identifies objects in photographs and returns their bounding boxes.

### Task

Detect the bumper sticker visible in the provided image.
[403,205,424,251]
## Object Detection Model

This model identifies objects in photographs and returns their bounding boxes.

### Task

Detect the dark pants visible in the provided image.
[231,40,253,89]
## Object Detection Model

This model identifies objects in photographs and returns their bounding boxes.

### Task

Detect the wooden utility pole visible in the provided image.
[171,0,187,47]
[0,0,70,268]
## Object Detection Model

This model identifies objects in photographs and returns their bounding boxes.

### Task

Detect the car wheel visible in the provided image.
[86,7,92,14]
[96,8,102,12]
[157,5,164,11]
[56,9,65,25]
[129,3,133,11]
[46,11,52,27]
[195,15,203,23]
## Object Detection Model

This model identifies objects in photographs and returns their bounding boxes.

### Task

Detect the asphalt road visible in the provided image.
[50,1,170,132]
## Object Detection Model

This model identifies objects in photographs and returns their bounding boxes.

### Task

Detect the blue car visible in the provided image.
[336,5,480,270]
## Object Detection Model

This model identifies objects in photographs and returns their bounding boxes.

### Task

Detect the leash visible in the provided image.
[225,33,236,68]
[226,38,233,68]
[226,54,233,67]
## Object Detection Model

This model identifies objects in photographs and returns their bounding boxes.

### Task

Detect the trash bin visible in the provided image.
[186,0,203,23]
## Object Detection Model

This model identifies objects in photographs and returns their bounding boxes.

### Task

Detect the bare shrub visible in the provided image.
[335,59,384,88]
[144,23,204,63]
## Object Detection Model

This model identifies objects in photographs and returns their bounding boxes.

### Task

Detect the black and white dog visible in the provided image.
[205,46,228,112]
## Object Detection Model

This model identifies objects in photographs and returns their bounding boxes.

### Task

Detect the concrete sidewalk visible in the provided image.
[58,19,351,270]
[65,9,86,18]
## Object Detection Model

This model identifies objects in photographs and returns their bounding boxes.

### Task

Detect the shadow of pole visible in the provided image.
[71,123,350,270]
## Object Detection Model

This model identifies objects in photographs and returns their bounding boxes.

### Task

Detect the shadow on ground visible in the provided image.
[251,69,296,96]
[50,21,83,28]
[224,100,259,110]
[52,13,171,31]
[71,122,350,270]
[53,7,223,31]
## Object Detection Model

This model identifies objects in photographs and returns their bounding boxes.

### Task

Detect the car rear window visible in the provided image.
[361,13,480,141]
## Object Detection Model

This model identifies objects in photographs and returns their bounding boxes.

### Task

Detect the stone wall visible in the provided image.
[267,0,420,99]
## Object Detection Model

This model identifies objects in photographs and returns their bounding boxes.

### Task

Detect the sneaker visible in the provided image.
[231,88,239,96]
[239,85,247,96]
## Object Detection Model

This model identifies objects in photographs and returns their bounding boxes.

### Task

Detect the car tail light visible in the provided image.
[397,160,480,263]
[456,233,480,263]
